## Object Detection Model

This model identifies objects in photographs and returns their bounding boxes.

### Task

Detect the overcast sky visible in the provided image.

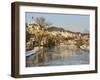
[25,12,90,33]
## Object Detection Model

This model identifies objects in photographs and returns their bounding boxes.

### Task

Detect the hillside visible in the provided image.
[47,26,66,32]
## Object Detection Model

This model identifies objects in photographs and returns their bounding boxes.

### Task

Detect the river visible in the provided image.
[26,44,89,67]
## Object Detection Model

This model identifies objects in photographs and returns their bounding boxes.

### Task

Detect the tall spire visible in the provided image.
[28,17,38,26]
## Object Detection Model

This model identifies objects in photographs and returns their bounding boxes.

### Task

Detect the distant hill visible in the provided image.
[47,26,77,33]
[47,26,66,32]
[47,26,89,35]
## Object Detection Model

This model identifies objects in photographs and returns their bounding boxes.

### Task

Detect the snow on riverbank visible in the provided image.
[80,44,89,51]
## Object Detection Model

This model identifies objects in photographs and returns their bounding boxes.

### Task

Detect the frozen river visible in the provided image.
[26,44,89,67]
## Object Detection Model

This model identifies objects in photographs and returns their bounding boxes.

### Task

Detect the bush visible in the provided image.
[47,38,55,48]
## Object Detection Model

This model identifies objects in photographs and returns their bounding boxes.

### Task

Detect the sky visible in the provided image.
[25,12,90,33]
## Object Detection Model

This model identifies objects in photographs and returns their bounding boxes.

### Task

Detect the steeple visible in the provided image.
[28,17,38,27]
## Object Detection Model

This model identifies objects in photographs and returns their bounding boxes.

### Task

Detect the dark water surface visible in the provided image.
[26,44,89,67]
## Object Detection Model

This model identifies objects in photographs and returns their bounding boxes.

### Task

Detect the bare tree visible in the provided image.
[36,17,45,28]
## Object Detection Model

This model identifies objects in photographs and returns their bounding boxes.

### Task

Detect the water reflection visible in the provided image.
[26,44,89,67]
